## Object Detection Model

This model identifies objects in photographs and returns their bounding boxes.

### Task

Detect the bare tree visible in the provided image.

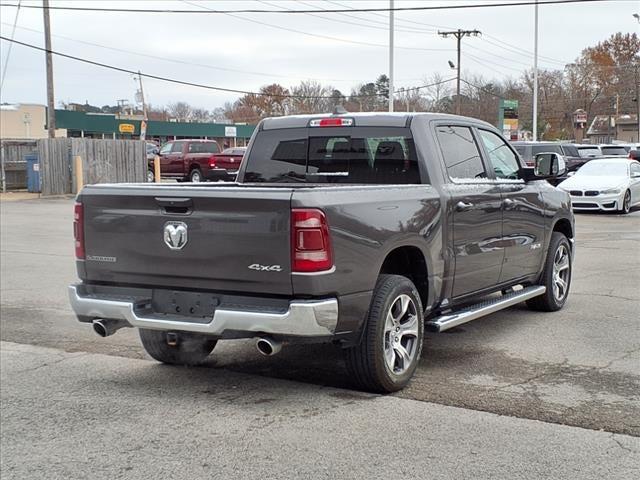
[289,80,333,114]
[168,101,192,122]
[422,72,453,112]
[190,108,210,123]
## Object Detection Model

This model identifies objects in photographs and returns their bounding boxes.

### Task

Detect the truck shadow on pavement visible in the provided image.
[199,304,639,436]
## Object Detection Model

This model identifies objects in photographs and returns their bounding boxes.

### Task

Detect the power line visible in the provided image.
[256,0,437,34]
[0,22,380,84]
[324,0,454,31]
[0,0,20,91]
[0,0,615,14]
[465,52,526,74]
[178,0,453,52]
[0,35,453,100]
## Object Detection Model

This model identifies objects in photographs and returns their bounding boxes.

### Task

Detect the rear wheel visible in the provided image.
[146,169,155,183]
[527,232,572,312]
[139,329,217,366]
[189,168,203,183]
[345,274,424,393]
[619,190,631,214]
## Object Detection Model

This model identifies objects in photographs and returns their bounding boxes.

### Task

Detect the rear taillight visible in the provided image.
[209,155,217,168]
[73,202,85,259]
[291,208,332,272]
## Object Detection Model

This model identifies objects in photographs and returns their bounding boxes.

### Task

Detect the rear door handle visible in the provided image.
[456,201,474,212]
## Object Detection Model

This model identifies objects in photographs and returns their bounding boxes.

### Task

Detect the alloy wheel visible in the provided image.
[623,191,631,213]
[383,294,420,375]
[552,244,570,302]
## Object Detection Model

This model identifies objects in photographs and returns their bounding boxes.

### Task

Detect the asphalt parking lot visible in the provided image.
[1,197,639,477]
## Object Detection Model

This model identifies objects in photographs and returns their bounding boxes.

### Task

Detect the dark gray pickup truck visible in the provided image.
[69,112,574,392]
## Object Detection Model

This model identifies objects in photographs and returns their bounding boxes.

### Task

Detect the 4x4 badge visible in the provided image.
[164,222,188,250]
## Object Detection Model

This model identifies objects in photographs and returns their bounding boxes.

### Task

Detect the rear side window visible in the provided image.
[561,144,579,157]
[577,147,600,158]
[435,126,486,180]
[513,145,527,159]
[531,144,563,156]
[601,146,628,156]
[171,141,185,153]
[243,127,421,184]
[188,142,219,154]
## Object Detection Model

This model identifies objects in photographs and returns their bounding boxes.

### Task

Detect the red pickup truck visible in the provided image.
[210,147,246,178]
[149,139,238,183]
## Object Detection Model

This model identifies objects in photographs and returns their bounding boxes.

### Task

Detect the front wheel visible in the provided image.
[146,169,155,183]
[619,190,631,214]
[139,329,217,366]
[527,232,572,312]
[344,274,424,393]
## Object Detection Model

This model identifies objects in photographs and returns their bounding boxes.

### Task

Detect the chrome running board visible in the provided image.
[426,286,546,333]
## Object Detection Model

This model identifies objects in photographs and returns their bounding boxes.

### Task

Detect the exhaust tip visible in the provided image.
[256,337,282,356]
[93,321,108,338]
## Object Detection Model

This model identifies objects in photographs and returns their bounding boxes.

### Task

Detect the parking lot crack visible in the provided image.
[609,433,635,454]
[571,292,636,302]
[12,352,88,374]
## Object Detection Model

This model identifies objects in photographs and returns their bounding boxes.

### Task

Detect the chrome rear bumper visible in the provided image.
[68,285,338,337]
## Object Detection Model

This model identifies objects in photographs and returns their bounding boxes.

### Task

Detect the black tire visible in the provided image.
[139,329,217,366]
[344,274,424,393]
[146,169,155,183]
[527,232,572,312]
[189,168,203,183]
[619,190,631,214]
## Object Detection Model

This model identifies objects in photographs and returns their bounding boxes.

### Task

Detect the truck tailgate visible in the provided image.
[80,185,293,295]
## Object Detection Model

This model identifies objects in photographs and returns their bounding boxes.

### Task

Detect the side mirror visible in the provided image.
[534,152,566,177]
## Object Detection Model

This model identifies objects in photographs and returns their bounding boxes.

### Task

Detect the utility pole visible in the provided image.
[43,0,56,137]
[533,0,539,141]
[635,64,640,142]
[388,0,394,113]
[439,28,481,115]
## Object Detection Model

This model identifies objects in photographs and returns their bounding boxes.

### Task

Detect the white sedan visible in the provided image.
[557,158,640,214]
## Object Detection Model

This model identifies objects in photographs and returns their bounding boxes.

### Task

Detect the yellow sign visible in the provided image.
[118,123,135,134]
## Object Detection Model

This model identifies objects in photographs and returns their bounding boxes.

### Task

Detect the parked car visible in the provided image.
[69,112,574,393]
[599,144,629,156]
[511,141,565,167]
[146,142,159,163]
[511,141,587,186]
[558,157,640,214]
[148,139,222,183]
[573,144,602,158]
[207,146,247,181]
[613,143,640,153]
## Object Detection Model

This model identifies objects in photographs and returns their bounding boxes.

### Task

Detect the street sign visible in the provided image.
[498,99,519,140]
[118,123,135,134]
[225,126,237,138]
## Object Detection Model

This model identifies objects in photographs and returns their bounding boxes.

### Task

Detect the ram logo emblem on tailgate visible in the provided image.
[164,221,188,250]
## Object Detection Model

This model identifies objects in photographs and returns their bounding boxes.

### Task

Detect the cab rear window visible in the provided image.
[188,142,219,154]
[243,127,421,184]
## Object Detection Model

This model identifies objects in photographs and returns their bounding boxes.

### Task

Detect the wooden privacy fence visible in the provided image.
[37,138,146,195]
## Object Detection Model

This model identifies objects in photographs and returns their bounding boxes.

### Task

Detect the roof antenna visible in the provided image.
[333,105,348,115]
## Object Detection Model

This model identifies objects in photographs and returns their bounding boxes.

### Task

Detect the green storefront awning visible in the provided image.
[54,110,256,138]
